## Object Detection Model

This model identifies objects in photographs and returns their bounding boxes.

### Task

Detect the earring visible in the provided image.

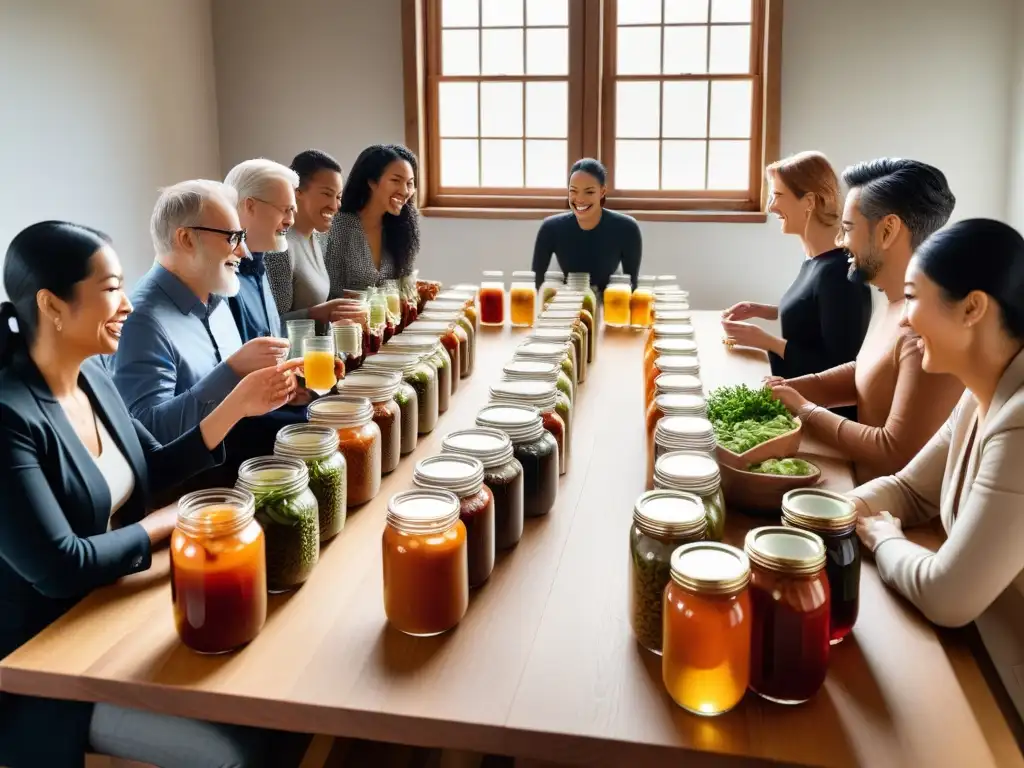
[54,318,62,332]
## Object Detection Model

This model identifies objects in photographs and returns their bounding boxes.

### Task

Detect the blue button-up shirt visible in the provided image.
[112,264,243,444]
[229,251,282,342]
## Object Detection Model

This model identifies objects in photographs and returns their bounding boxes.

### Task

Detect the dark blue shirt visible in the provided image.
[229,250,283,341]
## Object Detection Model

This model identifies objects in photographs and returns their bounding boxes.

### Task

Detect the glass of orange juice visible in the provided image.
[303,336,337,395]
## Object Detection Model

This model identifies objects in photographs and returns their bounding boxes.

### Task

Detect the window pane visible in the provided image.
[481,81,523,137]
[482,29,524,75]
[708,140,749,189]
[482,0,523,27]
[526,140,567,187]
[709,80,751,138]
[442,0,479,28]
[526,81,568,137]
[441,139,480,186]
[711,0,752,23]
[442,29,480,75]
[665,0,709,23]
[662,140,707,189]
[481,139,524,186]
[663,81,708,138]
[527,28,568,75]
[709,25,750,73]
[617,0,662,24]
[615,140,660,189]
[617,26,662,75]
[663,26,708,74]
[439,82,479,137]
[526,0,568,26]
[616,81,660,138]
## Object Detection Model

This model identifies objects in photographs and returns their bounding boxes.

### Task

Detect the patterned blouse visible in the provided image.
[324,211,410,295]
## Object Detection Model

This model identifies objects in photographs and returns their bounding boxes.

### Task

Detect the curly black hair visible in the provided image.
[340,144,421,277]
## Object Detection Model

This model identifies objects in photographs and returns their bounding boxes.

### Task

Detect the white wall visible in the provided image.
[0,0,221,298]
[1008,0,1024,232]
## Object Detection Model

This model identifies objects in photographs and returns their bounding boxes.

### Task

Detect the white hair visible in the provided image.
[224,158,299,206]
[150,179,238,256]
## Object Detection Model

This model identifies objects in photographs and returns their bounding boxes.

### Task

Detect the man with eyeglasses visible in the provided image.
[224,158,298,342]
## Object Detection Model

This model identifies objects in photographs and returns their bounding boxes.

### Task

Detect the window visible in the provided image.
[403,0,781,219]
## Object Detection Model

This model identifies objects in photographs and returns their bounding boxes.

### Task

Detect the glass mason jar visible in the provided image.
[663,542,751,716]
[652,309,693,327]
[447,283,482,335]
[644,322,696,361]
[306,396,382,508]
[628,489,707,654]
[332,321,365,374]
[630,275,656,328]
[415,275,442,311]
[172,488,267,654]
[604,274,632,328]
[480,270,505,326]
[527,327,578,384]
[565,273,597,322]
[337,371,402,475]
[273,424,347,543]
[536,315,588,385]
[489,380,570,475]
[381,334,451,414]
[477,404,558,518]
[645,392,709,469]
[515,341,576,394]
[646,355,701,411]
[644,339,700,396]
[510,270,537,327]
[648,414,716,490]
[236,456,320,593]
[406,322,461,393]
[442,428,525,551]
[383,489,469,636]
[782,489,861,645]
[541,270,563,304]
[364,352,433,438]
[420,308,475,377]
[382,279,402,326]
[285,319,315,359]
[414,455,496,588]
[654,450,726,541]
[399,274,419,328]
[745,526,831,704]
[502,359,573,406]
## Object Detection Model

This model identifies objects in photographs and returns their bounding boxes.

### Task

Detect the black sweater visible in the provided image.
[531,209,642,291]
[769,248,872,379]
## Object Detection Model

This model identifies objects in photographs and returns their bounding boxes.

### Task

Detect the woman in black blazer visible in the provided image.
[0,222,300,767]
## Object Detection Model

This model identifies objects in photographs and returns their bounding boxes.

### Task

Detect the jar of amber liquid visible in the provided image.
[603,274,632,327]
[489,380,570,475]
[745,526,831,704]
[479,270,505,326]
[629,490,707,654]
[645,355,701,411]
[630,276,656,328]
[442,428,524,551]
[414,455,495,588]
[383,489,469,636]
[654,451,726,541]
[510,270,537,327]
[477,404,558,518]
[648,413,715,490]
[307,396,382,508]
[663,542,751,716]
[274,424,347,543]
[643,339,699,397]
[172,488,267,654]
[338,371,402,475]
[782,489,861,644]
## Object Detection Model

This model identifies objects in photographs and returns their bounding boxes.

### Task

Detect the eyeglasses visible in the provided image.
[189,226,247,248]
[254,198,298,217]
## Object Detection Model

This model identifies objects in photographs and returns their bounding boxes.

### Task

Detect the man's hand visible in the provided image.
[226,359,302,418]
[308,299,348,325]
[226,337,291,377]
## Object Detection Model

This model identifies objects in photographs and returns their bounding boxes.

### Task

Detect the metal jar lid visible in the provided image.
[654,450,721,496]
[744,526,827,575]
[653,310,692,323]
[652,323,695,338]
[337,371,401,402]
[516,341,570,360]
[405,320,456,336]
[489,380,557,413]
[363,352,425,377]
[654,374,704,396]
[633,489,708,539]
[274,424,340,461]
[503,360,559,382]
[413,454,485,498]
[670,542,751,596]
[655,416,717,453]
[441,428,515,469]
[476,404,545,444]
[529,328,573,343]
[236,455,309,496]
[307,395,374,429]
[654,355,701,376]
[652,338,699,356]
[382,335,439,353]
[654,393,707,417]
[781,489,857,534]
[386,488,462,534]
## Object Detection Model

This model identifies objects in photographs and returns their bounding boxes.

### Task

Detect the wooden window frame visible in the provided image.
[402,0,782,222]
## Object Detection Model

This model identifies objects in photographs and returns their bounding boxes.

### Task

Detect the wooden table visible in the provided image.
[2,312,1020,768]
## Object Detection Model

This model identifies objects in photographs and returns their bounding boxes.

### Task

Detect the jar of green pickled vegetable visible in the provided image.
[236,456,320,592]
[365,352,435,437]
[653,451,726,542]
[629,489,707,654]
[273,424,346,543]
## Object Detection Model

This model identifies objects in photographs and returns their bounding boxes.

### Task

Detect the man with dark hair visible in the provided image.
[265,149,345,325]
[767,158,964,484]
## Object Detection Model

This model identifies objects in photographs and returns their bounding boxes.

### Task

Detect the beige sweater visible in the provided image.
[850,348,1024,722]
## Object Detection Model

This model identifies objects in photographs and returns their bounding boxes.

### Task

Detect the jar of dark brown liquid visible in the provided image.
[476,404,558,518]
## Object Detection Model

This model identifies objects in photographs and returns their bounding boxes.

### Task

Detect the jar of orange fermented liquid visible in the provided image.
[629,276,655,328]
[663,542,751,716]
[643,338,699,396]
[603,274,632,327]
[510,271,537,327]
[172,488,267,654]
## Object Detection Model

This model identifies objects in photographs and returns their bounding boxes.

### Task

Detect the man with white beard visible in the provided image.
[224,158,298,341]
[113,179,289,447]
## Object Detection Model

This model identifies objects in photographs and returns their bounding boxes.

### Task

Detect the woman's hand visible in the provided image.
[856,512,905,551]
[721,320,781,353]
[769,383,811,415]
[762,375,786,389]
[722,302,776,322]
[308,299,347,324]
[138,502,180,546]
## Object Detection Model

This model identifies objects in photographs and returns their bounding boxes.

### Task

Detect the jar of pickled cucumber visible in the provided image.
[273,424,347,543]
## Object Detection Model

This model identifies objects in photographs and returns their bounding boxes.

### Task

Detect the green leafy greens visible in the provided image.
[706,385,797,454]
[747,458,816,476]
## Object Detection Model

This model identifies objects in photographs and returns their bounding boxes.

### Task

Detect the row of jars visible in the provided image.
[628,488,861,715]
[477,270,601,330]
[601,273,683,329]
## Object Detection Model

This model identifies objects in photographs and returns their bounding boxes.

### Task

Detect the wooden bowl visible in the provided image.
[715,417,803,470]
[720,459,821,514]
